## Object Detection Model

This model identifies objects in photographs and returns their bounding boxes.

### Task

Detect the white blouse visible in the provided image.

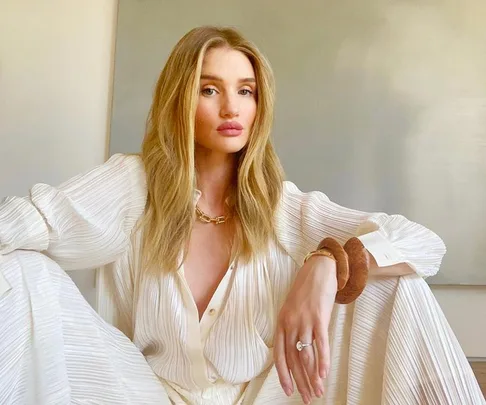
[2,153,481,405]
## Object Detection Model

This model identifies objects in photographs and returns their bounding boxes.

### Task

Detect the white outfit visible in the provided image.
[0,153,483,404]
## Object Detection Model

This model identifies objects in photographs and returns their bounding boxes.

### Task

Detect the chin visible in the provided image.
[203,137,248,155]
[220,138,248,154]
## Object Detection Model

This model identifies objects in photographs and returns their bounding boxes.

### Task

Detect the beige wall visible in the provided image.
[1,1,485,358]
[0,0,118,305]
[111,0,486,286]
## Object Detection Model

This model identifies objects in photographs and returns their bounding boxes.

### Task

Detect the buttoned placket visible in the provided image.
[176,190,237,388]
[177,262,236,388]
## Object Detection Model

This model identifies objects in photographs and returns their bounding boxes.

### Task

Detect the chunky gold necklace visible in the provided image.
[195,205,229,225]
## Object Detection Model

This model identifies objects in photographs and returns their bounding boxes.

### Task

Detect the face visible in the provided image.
[195,47,257,155]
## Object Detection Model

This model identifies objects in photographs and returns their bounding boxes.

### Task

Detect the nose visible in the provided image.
[220,93,239,118]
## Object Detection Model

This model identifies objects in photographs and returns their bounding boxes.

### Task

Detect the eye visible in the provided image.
[239,89,254,96]
[201,87,218,96]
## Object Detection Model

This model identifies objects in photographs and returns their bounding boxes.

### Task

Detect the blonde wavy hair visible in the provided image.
[140,26,284,273]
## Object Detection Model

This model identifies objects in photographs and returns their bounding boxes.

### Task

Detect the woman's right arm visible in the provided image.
[0,153,147,271]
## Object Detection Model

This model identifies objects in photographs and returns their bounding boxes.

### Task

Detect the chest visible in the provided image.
[132,252,286,386]
[183,221,234,319]
[128,241,299,386]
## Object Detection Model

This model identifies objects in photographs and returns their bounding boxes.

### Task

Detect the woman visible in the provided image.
[0,26,483,405]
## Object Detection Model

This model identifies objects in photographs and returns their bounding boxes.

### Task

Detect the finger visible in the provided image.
[315,326,331,380]
[291,354,314,404]
[287,335,313,404]
[274,326,293,396]
[298,332,324,398]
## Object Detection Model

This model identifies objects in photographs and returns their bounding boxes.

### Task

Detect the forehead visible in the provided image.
[201,47,255,80]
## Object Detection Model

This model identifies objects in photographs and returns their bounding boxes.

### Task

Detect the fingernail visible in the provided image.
[315,388,323,397]
[284,387,292,397]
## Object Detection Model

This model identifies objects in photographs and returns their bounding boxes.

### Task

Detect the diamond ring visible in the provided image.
[296,340,313,351]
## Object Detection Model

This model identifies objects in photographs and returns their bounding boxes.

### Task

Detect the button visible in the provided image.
[209,308,216,316]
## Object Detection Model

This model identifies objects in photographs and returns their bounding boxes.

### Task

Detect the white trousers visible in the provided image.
[0,250,484,405]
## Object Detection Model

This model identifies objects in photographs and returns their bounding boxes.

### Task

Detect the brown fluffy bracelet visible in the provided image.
[315,237,369,304]
[336,237,369,304]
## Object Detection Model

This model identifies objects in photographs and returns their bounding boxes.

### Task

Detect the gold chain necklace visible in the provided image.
[195,205,229,225]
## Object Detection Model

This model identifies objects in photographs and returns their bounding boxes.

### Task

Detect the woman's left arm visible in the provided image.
[276,181,446,278]
[274,181,447,403]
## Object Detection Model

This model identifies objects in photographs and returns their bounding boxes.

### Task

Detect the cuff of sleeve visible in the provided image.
[0,196,49,255]
[357,230,404,268]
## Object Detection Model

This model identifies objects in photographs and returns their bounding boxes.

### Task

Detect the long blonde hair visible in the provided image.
[140,26,284,273]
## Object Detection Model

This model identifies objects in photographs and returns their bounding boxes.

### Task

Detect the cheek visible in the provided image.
[195,103,213,138]
[245,101,257,127]
[195,104,208,127]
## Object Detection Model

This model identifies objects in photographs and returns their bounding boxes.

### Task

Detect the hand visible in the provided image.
[274,256,337,404]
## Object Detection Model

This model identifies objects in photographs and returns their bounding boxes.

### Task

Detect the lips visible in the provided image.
[217,121,243,137]
[217,121,243,131]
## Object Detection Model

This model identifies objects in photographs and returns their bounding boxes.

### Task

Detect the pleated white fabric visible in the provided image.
[0,153,484,404]
[0,250,170,405]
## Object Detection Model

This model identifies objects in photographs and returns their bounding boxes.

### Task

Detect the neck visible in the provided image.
[195,146,237,215]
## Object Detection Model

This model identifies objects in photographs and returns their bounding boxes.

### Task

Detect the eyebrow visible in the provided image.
[200,74,256,83]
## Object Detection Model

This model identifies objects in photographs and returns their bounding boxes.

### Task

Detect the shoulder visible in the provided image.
[104,153,146,191]
[100,154,147,227]
[58,153,148,206]
[280,180,331,205]
[106,152,144,173]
